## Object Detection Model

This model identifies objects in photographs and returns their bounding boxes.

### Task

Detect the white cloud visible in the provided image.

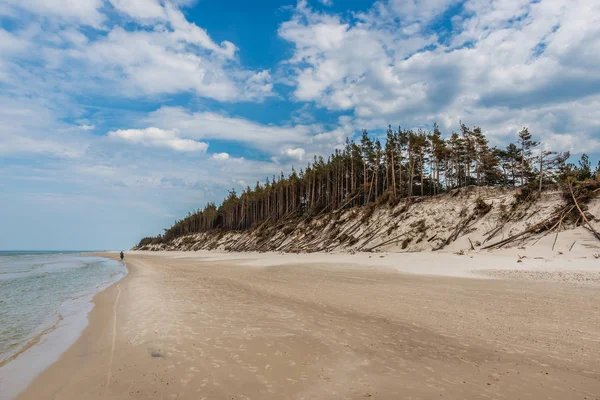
[164,3,236,58]
[79,124,95,131]
[75,27,240,100]
[279,1,438,112]
[281,147,306,161]
[3,0,105,28]
[84,16,267,100]
[109,127,209,152]
[144,106,316,149]
[1,0,271,103]
[212,152,230,161]
[278,0,600,152]
[244,70,274,98]
[98,105,355,168]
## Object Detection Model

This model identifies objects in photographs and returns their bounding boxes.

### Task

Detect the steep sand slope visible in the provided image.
[139,187,600,256]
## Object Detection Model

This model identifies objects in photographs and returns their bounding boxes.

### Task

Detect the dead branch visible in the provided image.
[365,231,411,252]
[482,217,557,250]
[482,190,535,244]
[569,180,600,241]
[435,210,477,250]
[552,219,562,251]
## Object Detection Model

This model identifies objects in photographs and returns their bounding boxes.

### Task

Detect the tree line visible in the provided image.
[138,123,597,246]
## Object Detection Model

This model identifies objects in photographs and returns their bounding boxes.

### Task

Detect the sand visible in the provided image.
[14,250,600,399]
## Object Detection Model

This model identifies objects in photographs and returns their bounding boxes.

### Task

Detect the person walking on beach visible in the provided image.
[120,251,124,261]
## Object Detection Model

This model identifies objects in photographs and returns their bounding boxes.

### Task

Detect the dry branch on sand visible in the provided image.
[568,181,600,240]
[435,209,478,250]
[483,182,600,250]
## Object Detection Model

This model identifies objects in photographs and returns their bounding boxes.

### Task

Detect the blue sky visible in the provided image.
[1,0,599,250]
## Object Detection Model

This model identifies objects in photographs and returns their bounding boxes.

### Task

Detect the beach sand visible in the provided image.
[15,251,600,399]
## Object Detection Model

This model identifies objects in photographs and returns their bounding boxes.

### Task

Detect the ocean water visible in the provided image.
[0,251,126,397]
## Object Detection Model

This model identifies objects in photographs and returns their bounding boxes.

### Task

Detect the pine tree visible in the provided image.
[576,153,593,181]
[517,128,539,186]
[385,126,397,198]
[428,124,446,195]
[360,130,375,202]
[538,150,570,190]
[472,127,489,186]
[396,127,408,197]
[505,143,521,186]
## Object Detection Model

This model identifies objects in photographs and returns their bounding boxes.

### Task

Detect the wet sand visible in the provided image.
[16,251,600,399]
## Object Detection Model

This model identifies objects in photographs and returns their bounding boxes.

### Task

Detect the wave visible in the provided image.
[0,315,63,368]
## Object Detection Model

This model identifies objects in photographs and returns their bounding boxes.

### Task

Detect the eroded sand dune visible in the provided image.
[140,187,600,257]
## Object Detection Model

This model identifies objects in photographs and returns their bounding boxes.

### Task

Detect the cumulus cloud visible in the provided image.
[281,148,306,161]
[279,0,600,149]
[109,127,209,152]
[212,152,230,161]
[75,27,239,100]
[2,0,271,102]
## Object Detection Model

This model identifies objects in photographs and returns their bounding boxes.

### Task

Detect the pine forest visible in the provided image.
[138,123,599,247]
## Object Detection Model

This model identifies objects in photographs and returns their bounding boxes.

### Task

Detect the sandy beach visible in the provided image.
[15,250,600,399]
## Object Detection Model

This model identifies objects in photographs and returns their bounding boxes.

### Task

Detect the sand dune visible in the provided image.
[138,187,600,256]
[15,250,600,399]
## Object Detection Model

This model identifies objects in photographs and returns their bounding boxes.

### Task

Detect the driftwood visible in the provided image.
[531,205,575,246]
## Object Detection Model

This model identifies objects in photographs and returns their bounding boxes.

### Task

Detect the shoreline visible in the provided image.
[13,252,134,400]
[0,254,128,400]
[12,250,600,399]
[0,315,64,370]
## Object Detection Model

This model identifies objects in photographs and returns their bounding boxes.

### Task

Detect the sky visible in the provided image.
[1,0,599,250]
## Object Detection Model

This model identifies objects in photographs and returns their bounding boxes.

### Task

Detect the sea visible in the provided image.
[0,251,127,399]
